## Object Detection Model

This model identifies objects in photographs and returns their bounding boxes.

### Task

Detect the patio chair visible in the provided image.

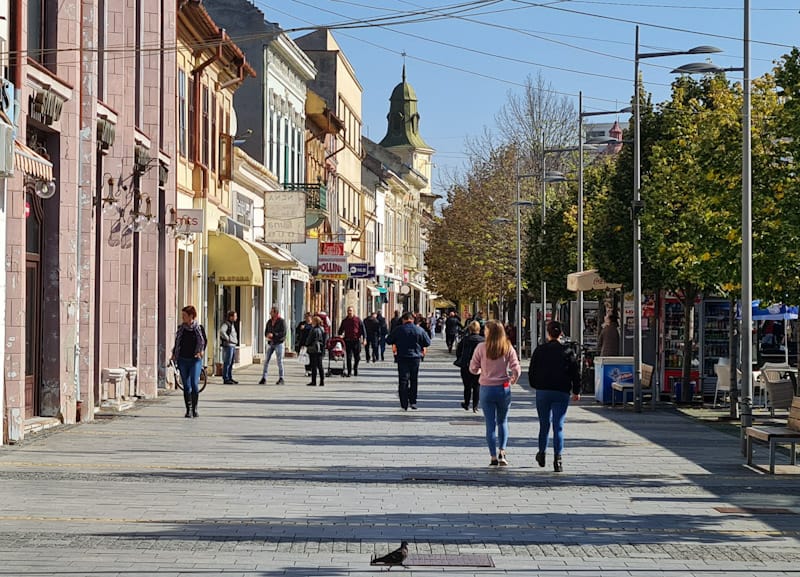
[761,362,794,416]
[713,362,733,407]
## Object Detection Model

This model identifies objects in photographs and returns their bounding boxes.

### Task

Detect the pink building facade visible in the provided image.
[2,0,177,442]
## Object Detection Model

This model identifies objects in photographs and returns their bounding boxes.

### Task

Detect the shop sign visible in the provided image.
[173,208,203,233]
[318,242,347,280]
[264,190,306,243]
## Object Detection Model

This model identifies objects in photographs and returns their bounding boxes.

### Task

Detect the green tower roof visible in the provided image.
[379,65,432,150]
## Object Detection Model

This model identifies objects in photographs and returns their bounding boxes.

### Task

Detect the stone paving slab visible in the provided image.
[1,337,800,575]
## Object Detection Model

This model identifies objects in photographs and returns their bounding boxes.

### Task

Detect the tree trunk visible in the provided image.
[728,296,739,418]
[681,291,696,403]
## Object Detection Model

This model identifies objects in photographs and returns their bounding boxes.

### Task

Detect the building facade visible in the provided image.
[3,0,177,443]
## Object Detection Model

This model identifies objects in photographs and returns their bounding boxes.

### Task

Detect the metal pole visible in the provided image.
[541,131,547,345]
[633,26,643,412]
[578,91,584,346]
[740,0,753,452]
[516,157,522,359]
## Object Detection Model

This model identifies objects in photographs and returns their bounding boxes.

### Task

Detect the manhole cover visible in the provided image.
[715,506,795,515]
[405,554,494,567]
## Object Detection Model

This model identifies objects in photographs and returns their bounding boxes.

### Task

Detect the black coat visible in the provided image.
[455,333,484,368]
[528,340,581,395]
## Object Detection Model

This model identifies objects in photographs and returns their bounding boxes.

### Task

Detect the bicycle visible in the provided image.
[167,359,208,393]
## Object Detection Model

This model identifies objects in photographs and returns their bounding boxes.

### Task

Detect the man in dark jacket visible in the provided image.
[386,312,432,410]
[528,321,581,472]
[389,310,402,332]
[363,312,380,363]
[259,307,287,385]
[376,311,388,361]
[338,306,367,377]
[444,311,461,354]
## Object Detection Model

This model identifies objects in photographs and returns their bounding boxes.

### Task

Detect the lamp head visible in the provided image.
[671,62,724,75]
[35,180,57,199]
[687,45,722,55]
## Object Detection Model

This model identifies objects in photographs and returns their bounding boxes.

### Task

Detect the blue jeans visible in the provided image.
[177,357,203,395]
[222,345,236,382]
[535,389,570,455]
[262,343,285,379]
[480,385,511,457]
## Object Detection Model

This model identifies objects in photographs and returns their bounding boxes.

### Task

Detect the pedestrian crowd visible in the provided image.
[174,304,582,471]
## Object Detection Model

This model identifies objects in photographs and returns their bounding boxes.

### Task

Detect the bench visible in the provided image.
[745,397,800,474]
[611,364,654,409]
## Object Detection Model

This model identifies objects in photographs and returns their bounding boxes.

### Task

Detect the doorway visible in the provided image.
[25,192,43,419]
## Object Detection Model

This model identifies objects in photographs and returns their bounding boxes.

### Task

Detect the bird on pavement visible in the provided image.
[370,541,409,570]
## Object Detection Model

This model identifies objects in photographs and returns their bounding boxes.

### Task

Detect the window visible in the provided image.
[201,85,209,166]
[188,77,196,160]
[27,0,49,65]
[177,70,187,157]
[211,93,217,172]
[268,109,275,173]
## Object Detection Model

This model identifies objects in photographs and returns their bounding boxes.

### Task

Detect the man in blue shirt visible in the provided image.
[385,312,432,410]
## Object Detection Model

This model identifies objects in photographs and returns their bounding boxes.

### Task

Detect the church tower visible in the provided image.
[379,65,435,196]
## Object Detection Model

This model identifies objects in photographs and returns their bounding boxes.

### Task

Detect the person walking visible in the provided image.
[376,311,388,361]
[259,307,286,385]
[469,320,521,466]
[386,312,431,410]
[455,320,484,412]
[295,312,313,376]
[597,312,620,357]
[218,310,239,384]
[304,315,327,387]
[338,306,366,377]
[171,305,207,418]
[389,310,402,332]
[445,311,461,354]
[363,312,380,363]
[528,320,581,472]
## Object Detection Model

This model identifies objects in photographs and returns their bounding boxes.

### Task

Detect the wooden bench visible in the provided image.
[611,364,654,409]
[745,397,800,474]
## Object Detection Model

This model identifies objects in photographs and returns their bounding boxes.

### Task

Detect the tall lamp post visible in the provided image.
[633,28,722,412]
[577,94,631,346]
[669,2,750,446]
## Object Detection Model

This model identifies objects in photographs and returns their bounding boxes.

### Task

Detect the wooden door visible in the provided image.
[25,260,40,419]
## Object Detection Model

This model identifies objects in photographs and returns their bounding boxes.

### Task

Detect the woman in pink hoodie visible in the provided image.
[469,321,521,466]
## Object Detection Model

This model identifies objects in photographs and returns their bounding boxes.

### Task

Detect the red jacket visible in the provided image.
[338,316,365,341]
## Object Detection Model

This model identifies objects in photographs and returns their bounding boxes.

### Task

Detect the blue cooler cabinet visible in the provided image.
[594,356,635,404]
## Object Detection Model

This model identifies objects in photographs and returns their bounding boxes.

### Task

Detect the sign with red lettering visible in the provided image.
[318,242,347,280]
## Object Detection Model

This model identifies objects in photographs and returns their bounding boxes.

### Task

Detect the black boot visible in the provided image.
[553,454,563,472]
[191,392,199,418]
[184,392,192,418]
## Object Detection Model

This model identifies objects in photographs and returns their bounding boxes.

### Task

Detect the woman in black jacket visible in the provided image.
[303,316,327,387]
[528,321,581,472]
[455,320,484,412]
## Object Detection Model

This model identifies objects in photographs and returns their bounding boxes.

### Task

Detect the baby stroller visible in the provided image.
[326,336,346,377]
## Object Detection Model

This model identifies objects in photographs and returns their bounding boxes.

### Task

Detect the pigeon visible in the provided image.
[370,541,409,570]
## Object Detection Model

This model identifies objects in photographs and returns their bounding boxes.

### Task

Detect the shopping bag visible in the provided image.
[298,348,310,365]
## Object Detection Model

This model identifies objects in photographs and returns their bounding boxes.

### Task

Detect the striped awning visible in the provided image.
[15,141,53,181]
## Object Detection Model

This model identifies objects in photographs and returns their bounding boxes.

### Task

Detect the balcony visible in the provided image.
[283,182,328,229]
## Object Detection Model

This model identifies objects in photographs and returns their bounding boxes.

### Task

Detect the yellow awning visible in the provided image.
[208,232,263,286]
[243,239,295,268]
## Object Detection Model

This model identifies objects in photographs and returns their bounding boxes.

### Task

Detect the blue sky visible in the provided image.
[251,1,798,196]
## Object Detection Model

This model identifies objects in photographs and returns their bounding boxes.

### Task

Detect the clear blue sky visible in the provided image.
[252,0,798,196]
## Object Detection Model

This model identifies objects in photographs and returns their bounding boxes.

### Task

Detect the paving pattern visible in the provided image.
[1,336,799,576]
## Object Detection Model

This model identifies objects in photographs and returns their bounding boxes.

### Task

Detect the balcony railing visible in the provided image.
[284,182,327,212]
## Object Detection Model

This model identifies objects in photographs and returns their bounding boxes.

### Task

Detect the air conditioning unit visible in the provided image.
[0,122,14,177]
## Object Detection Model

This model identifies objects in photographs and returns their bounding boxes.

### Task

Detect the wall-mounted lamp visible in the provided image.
[164,206,196,243]
[33,178,56,199]
[96,173,123,217]
[125,190,157,233]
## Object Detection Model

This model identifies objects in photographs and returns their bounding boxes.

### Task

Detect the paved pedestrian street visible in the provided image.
[1,338,799,576]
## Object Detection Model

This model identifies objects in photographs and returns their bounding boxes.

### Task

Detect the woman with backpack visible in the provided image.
[455,320,484,412]
[528,320,581,472]
[304,315,327,387]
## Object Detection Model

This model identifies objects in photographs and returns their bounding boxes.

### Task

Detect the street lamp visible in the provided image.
[664,2,752,447]
[493,196,537,359]
[577,93,631,346]
[634,26,722,412]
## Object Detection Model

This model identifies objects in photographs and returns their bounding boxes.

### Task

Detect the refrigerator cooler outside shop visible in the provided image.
[659,295,731,401]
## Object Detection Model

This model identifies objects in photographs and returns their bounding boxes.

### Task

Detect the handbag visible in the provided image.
[298,348,310,365]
